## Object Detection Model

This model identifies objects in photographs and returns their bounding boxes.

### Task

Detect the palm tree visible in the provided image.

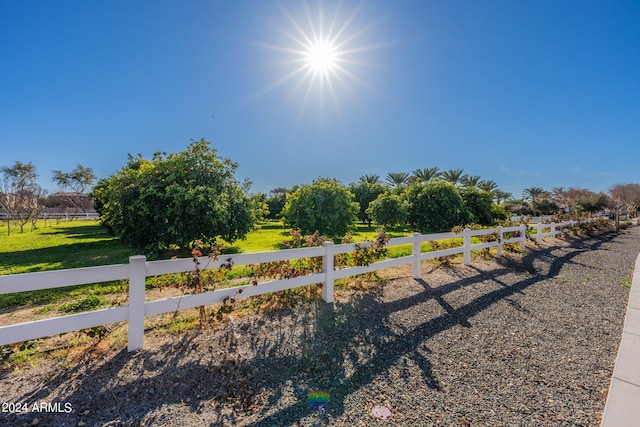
[522,187,547,204]
[493,190,513,204]
[478,180,498,193]
[504,198,531,216]
[411,167,441,184]
[359,174,381,184]
[440,169,465,186]
[523,187,549,217]
[385,172,410,188]
[460,175,481,188]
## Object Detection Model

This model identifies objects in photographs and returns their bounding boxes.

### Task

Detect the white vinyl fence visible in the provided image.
[0,212,99,221]
[0,221,581,352]
[43,212,100,221]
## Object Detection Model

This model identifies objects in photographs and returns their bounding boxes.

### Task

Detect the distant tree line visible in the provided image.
[265,168,640,237]
[5,141,640,252]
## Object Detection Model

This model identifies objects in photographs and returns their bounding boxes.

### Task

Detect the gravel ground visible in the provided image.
[1,226,639,426]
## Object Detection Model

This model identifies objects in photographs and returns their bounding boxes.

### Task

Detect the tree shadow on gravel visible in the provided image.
[0,231,621,426]
[245,232,618,426]
[1,329,266,426]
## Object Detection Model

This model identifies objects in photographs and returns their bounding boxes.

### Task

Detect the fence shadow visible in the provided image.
[1,231,618,426]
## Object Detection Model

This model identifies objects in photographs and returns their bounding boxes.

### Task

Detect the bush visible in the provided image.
[282,178,358,237]
[348,181,387,225]
[459,188,494,225]
[404,182,468,232]
[92,139,255,254]
[366,193,408,228]
[490,204,509,222]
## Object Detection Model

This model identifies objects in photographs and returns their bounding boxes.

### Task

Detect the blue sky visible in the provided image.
[1,0,639,198]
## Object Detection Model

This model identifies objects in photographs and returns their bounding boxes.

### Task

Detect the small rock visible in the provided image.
[31,419,39,426]
[78,422,86,427]
[372,405,392,420]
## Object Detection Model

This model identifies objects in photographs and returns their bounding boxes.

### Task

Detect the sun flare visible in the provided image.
[252,1,381,113]
[305,39,337,74]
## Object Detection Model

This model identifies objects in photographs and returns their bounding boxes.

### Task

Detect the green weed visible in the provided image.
[60,294,105,313]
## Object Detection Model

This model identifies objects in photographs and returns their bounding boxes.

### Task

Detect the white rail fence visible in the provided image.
[0,212,99,221]
[0,221,581,352]
[42,212,100,221]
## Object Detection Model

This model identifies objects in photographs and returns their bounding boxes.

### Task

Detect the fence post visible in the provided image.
[497,226,503,256]
[519,224,526,249]
[128,255,146,352]
[463,228,471,266]
[550,222,556,239]
[412,232,421,279]
[536,223,543,245]
[322,242,334,303]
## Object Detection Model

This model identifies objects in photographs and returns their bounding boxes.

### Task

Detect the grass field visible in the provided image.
[0,219,459,278]
[0,220,135,308]
[0,219,447,310]
[0,220,135,276]
[222,221,413,252]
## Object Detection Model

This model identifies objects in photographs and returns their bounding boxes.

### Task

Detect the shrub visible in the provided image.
[490,204,509,222]
[282,178,358,237]
[366,193,408,228]
[459,187,494,226]
[92,139,255,254]
[348,181,387,225]
[404,182,468,232]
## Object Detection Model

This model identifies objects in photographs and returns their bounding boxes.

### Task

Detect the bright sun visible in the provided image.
[252,1,380,112]
[305,40,337,74]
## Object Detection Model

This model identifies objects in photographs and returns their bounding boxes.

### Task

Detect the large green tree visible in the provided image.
[348,180,386,226]
[282,178,358,237]
[367,193,408,228]
[404,181,468,232]
[459,187,494,225]
[92,139,255,254]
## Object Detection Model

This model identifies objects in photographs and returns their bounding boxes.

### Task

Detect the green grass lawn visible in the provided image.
[0,220,135,276]
[0,219,457,309]
[0,219,451,277]
[0,220,135,308]
[224,221,413,253]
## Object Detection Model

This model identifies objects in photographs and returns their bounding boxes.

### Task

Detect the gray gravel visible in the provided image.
[2,226,639,426]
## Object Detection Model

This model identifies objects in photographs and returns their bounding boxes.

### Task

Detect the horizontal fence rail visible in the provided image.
[0,212,100,221]
[0,221,584,351]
